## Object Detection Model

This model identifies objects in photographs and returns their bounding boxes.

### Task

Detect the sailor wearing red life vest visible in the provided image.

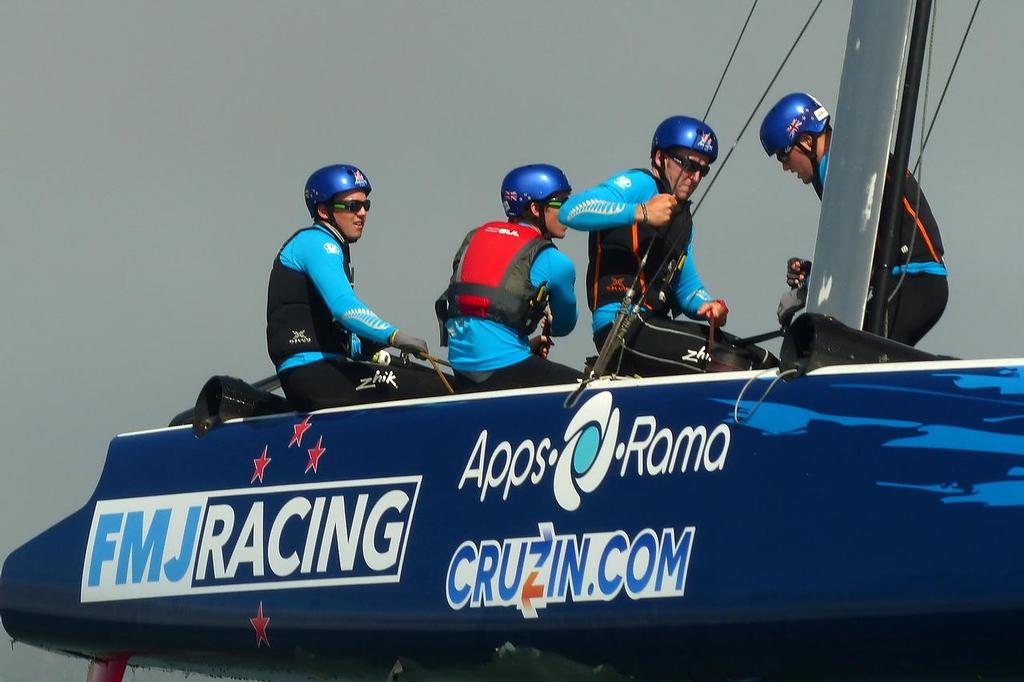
[437,164,581,391]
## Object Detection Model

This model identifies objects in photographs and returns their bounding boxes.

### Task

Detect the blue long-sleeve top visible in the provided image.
[559,169,714,333]
[445,240,577,372]
[277,224,396,371]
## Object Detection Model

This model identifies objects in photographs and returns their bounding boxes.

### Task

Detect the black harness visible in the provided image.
[266,225,354,367]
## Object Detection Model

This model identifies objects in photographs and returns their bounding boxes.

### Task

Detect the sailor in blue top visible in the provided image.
[267,164,448,411]
[760,93,948,346]
[558,115,730,377]
[438,164,581,391]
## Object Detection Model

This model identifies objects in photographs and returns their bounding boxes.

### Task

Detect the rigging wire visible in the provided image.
[693,0,824,217]
[913,0,981,173]
[921,4,935,187]
[703,0,759,122]
[565,1,770,403]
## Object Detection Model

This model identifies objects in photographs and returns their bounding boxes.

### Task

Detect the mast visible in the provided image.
[867,0,933,334]
[805,0,913,326]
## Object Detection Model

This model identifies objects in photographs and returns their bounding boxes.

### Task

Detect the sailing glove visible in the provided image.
[786,257,812,289]
[777,286,808,327]
[390,330,428,356]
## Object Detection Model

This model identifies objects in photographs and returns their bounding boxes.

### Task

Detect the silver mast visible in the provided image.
[805,0,913,326]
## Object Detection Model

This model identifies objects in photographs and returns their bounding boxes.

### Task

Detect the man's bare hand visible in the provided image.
[635,193,677,227]
[697,299,729,327]
[530,334,552,358]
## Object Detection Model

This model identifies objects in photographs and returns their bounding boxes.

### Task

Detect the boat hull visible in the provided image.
[4,360,1024,679]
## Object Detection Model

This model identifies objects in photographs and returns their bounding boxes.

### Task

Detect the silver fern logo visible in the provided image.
[342,308,390,331]
[564,198,628,221]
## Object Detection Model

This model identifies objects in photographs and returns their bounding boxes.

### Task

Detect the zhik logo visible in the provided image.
[356,370,398,392]
[682,345,711,364]
[459,391,731,511]
[81,476,420,603]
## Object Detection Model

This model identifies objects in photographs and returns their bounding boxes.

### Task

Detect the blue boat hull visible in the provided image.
[4,360,1024,679]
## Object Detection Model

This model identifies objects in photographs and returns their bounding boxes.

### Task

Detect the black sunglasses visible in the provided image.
[666,154,711,177]
[332,200,371,213]
[777,139,812,163]
[776,145,803,162]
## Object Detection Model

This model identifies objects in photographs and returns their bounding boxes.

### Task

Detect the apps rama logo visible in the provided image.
[458,391,730,511]
[446,522,695,619]
[81,476,420,602]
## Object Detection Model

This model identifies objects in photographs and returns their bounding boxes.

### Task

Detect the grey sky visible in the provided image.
[2,1,1021,679]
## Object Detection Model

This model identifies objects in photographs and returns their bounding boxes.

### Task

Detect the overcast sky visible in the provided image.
[2,1,1021,679]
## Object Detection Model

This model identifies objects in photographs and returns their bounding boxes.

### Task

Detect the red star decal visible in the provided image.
[250,601,270,648]
[251,445,271,484]
[305,436,327,474]
[289,415,312,448]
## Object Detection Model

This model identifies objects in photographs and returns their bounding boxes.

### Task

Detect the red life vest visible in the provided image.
[438,222,552,338]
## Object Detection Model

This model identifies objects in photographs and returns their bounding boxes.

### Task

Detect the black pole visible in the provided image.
[867,0,932,336]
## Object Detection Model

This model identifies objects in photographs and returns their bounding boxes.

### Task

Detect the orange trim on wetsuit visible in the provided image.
[631,222,656,310]
[631,223,647,292]
[901,196,942,263]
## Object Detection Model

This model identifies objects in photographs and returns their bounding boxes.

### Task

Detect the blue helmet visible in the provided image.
[651,116,719,163]
[304,164,371,218]
[759,93,831,156]
[501,164,572,219]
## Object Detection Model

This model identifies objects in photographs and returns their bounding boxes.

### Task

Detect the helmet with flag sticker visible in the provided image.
[501,164,572,219]
[651,116,719,162]
[759,92,831,157]
[304,164,371,218]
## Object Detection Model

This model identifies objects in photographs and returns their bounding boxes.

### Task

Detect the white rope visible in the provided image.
[733,368,800,425]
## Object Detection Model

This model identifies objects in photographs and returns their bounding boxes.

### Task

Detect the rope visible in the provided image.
[733,368,799,425]
[428,357,453,394]
[703,1,759,122]
[913,0,981,173]
[569,0,812,403]
[693,0,824,217]
[421,353,454,394]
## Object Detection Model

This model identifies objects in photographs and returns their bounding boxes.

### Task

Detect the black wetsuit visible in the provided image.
[816,153,948,346]
[267,224,448,411]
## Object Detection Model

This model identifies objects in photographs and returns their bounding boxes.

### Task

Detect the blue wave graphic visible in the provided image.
[938,368,1024,396]
[878,479,1024,507]
[831,382,1024,407]
[716,399,919,435]
[884,425,1024,456]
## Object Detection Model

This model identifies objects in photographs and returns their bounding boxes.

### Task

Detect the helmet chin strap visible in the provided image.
[654,152,686,198]
[811,164,824,198]
[537,204,552,239]
[805,137,825,199]
[524,202,551,239]
[318,206,352,244]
